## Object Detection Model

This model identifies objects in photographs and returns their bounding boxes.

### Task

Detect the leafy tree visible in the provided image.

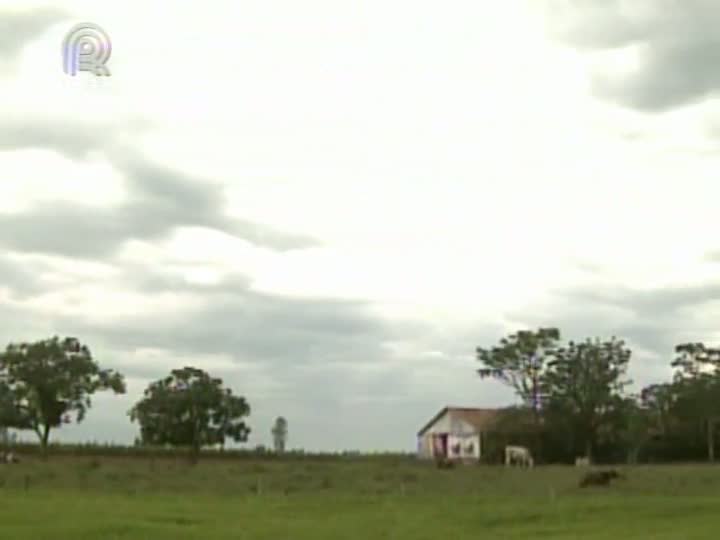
[476,328,560,420]
[130,366,251,463]
[0,380,25,428]
[672,343,720,379]
[640,383,677,437]
[0,336,125,454]
[543,337,632,461]
[616,396,653,464]
[272,416,288,453]
[670,343,720,461]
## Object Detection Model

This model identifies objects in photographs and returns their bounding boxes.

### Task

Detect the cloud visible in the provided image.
[566,283,720,319]
[508,281,720,389]
[0,112,318,255]
[61,286,397,369]
[0,116,148,160]
[113,151,319,251]
[0,7,69,65]
[3,257,405,381]
[0,254,46,300]
[569,283,720,355]
[0,201,131,258]
[543,0,720,111]
[0,144,319,257]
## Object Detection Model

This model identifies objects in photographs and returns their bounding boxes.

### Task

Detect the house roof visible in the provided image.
[417,406,500,436]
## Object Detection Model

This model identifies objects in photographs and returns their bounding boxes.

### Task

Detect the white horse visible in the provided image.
[0,452,18,464]
[505,445,534,467]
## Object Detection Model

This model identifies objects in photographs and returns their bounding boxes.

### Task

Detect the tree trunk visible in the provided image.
[708,418,715,463]
[584,438,593,463]
[530,392,542,464]
[189,411,200,465]
[190,421,201,465]
[627,446,638,465]
[40,425,51,460]
[190,445,200,465]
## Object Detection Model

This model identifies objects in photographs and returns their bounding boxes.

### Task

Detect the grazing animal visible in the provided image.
[505,445,534,468]
[579,469,621,488]
[1,452,18,464]
[575,456,590,467]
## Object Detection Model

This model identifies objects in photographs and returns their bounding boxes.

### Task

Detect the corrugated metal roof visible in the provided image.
[417,406,500,436]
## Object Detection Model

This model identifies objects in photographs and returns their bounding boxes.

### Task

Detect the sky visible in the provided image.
[1,0,720,451]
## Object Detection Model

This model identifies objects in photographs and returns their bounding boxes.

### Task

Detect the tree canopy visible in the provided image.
[0,336,126,451]
[477,327,560,416]
[129,366,250,462]
[669,343,720,461]
[475,330,720,464]
[543,337,632,459]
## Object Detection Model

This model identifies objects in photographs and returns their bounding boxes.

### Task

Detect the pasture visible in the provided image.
[0,455,719,539]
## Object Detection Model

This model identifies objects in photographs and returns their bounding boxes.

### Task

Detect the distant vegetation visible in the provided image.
[0,337,125,455]
[130,366,251,463]
[0,337,252,462]
[3,330,720,466]
[477,328,720,464]
[5,441,414,461]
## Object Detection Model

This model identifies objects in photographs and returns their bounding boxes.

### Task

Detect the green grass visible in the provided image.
[1,457,720,538]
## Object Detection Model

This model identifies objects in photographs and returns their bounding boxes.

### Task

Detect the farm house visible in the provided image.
[417,406,499,461]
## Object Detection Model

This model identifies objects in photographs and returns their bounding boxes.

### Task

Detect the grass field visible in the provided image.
[1,456,719,539]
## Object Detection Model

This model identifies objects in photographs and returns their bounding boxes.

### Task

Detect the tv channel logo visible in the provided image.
[62,22,112,76]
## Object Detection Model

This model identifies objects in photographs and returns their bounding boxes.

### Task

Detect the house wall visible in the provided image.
[417,434,433,458]
[449,417,479,435]
[417,410,483,460]
[424,410,452,434]
[418,410,451,459]
[447,434,481,460]
[447,413,483,458]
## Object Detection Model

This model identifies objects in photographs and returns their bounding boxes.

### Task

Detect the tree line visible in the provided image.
[3,331,720,465]
[0,336,253,462]
[477,328,720,464]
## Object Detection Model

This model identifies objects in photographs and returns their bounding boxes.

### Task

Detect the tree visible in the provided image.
[671,343,720,462]
[0,380,25,429]
[0,336,125,454]
[672,343,720,379]
[130,366,251,463]
[640,383,677,437]
[271,416,288,453]
[476,328,560,420]
[543,337,632,461]
[617,396,653,464]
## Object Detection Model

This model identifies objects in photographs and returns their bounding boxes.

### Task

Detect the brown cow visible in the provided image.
[579,469,622,488]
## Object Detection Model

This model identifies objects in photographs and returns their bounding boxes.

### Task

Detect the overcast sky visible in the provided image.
[1,0,720,451]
